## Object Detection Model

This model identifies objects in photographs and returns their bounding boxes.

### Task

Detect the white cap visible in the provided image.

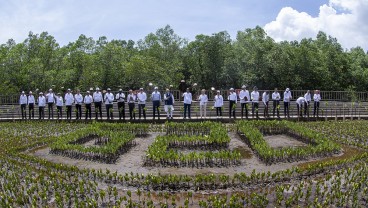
[217,90,220,93]
[242,85,246,89]
[49,89,52,91]
[86,91,90,93]
[119,89,122,91]
[286,88,290,91]
[96,87,100,91]
[140,88,143,90]
[90,87,93,91]
[67,88,71,91]
[107,88,111,91]
[230,88,234,91]
[154,87,158,90]
[29,91,32,94]
[21,91,25,93]
[39,92,43,94]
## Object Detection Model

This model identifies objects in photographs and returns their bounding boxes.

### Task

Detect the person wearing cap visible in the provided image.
[64,89,74,120]
[304,90,311,117]
[46,89,56,119]
[239,85,250,119]
[313,90,321,117]
[37,92,46,119]
[214,90,223,118]
[84,91,93,120]
[127,89,136,120]
[55,93,64,119]
[182,88,192,119]
[104,88,114,120]
[164,88,175,119]
[28,91,35,119]
[262,90,270,118]
[198,89,208,119]
[283,88,292,118]
[151,87,161,120]
[272,88,281,118]
[19,91,27,119]
[93,87,103,120]
[116,89,126,120]
[296,97,307,117]
[227,88,237,119]
[137,88,147,120]
[251,86,260,118]
[74,90,83,120]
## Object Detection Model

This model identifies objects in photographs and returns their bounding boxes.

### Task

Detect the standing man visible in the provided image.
[182,88,192,119]
[46,89,55,119]
[304,90,311,117]
[93,87,103,120]
[84,91,93,120]
[214,90,223,118]
[127,90,136,120]
[74,90,83,120]
[313,90,321,117]
[198,89,208,119]
[228,88,237,119]
[55,93,63,119]
[116,89,126,120]
[251,87,260,118]
[28,91,35,119]
[262,90,270,118]
[151,87,161,120]
[283,88,292,118]
[19,91,27,119]
[137,88,147,120]
[104,88,114,120]
[239,85,250,119]
[164,88,175,120]
[64,89,74,120]
[296,97,307,117]
[38,92,46,120]
[272,88,281,118]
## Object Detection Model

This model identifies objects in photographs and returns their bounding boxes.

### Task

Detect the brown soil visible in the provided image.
[264,134,307,149]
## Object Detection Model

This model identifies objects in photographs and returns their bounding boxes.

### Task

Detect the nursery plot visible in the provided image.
[264,134,307,149]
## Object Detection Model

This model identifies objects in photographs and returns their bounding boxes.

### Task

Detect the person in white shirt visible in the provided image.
[93,87,103,120]
[19,91,27,119]
[304,90,311,117]
[296,97,307,117]
[251,86,260,118]
[182,88,192,119]
[164,88,175,119]
[64,89,74,120]
[104,88,114,120]
[115,89,126,120]
[46,89,55,119]
[38,92,46,120]
[84,91,93,120]
[74,90,83,120]
[272,88,281,118]
[198,89,208,118]
[239,85,250,119]
[283,88,292,118]
[28,91,35,119]
[127,89,136,120]
[56,93,63,119]
[228,88,237,118]
[313,90,321,117]
[137,88,147,120]
[151,87,161,120]
[214,90,223,117]
[262,91,270,118]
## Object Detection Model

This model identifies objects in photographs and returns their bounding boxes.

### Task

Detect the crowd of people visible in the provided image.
[18,86,322,120]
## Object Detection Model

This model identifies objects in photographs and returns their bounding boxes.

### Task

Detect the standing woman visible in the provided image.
[56,93,64,119]
[19,91,27,119]
[228,88,237,118]
[262,90,270,118]
[64,89,74,120]
[283,88,292,118]
[214,90,223,118]
[272,88,280,118]
[38,92,46,120]
[313,90,321,117]
[198,89,208,118]
[28,91,35,119]
[84,91,93,120]
[304,90,311,117]
[127,90,136,120]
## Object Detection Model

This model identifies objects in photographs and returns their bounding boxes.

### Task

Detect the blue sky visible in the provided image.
[0,0,367,50]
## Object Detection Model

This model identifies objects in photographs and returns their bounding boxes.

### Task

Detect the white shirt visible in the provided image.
[84,95,93,104]
[127,94,136,103]
[314,94,321,102]
[104,93,114,104]
[93,91,103,102]
[115,93,125,102]
[56,96,63,107]
[38,96,46,107]
[28,95,35,104]
[19,94,27,105]
[214,95,223,107]
[151,91,161,101]
[182,92,192,104]
[198,94,208,105]
[64,93,74,106]
[251,91,260,103]
[296,97,307,106]
[304,93,311,102]
[272,92,280,101]
[284,91,292,102]
[262,92,269,105]
[137,92,147,104]
[74,94,83,104]
[228,92,237,103]
[239,90,250,103]
[46,92,55,103]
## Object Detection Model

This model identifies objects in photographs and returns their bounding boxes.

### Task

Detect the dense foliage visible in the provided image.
[1,25,368,95]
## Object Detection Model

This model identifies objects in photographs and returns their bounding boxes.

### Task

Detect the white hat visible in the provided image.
[67,88,71,91]
[154,87,158,90]
[217,90,220,93]
[242,85,246,89]
[39,92,43,95]
[140,88,143,90]
[29,91,32,94]
[90,87,93,91]
[107,88,111,91]
[86,91,90,93]
[21,91,25,93]
[230,88,234,91]
[96,87,100,91]
[119,89,122,91]
[49,89,52,91]
[286,88,290,91]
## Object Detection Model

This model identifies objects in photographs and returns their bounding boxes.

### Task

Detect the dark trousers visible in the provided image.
[152,101,160,119]
[284,102,290,117]
[21,104,26,119]
[263,102,269,117]
[184,103,191,118]
[29,103,34,119]
[66,105,72,120]
[229,101,236,118]
[314,101,320,117]
[94,102,102,119]
[128,103,135,120]
[75,104,82,119]
[39,107,45,119]
[48,103,54,119]
[304,101,309,116]
[57,106,62,119]
[240,103,248,118]
[106,104,113,119]
[273,100,280,117]
[117,102,125,120]
[297,104,303,117]
[85,104,92,119]
[252,102,259,118]
[216,107,222,116]
[138,104,146,119]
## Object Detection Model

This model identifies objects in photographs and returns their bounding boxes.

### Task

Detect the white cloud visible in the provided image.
[264,0,368,50]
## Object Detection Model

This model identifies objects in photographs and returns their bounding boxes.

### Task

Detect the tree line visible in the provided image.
[0,25,367,96]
